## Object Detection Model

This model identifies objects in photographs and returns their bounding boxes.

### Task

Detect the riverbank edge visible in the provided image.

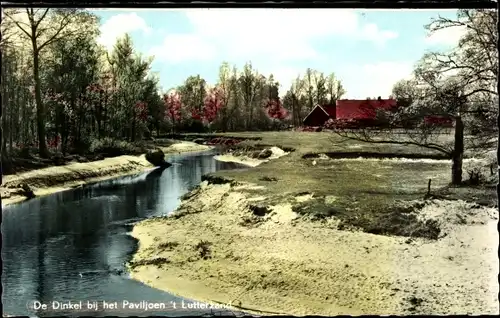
[127,151,289,316]
[1,141,213,207]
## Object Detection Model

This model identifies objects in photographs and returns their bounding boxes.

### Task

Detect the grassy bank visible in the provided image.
[129,131,498,315]
[1,140,212,207]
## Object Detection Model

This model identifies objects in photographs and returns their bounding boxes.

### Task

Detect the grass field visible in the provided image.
[193,131,494,238]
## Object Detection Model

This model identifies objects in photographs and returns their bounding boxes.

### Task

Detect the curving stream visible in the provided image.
[2,150,247,317]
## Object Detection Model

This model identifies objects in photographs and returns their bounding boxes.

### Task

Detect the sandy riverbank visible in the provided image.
[129,179,499,315]
[1,141,212,207]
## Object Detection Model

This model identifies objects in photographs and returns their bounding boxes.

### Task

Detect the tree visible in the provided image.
[333,9,497,185]
[227,66,242,131]
[314,72,328,106]
[304,68,315,112]
[43,23,101,151]
[178,75,207,127]
[239,62,261,130]
[163,91,183,134]
[202,87,225,129]
[392,79,417,108]
[284,76,306,127]
[216,62,232,132]
[325,72,346,105]
[265,98,289,130]
[4,8,98,157]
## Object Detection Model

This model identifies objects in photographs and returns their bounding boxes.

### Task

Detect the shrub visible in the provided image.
[158,241,179,250]
[338,207,442,240]
[194,240,212,259]
[89,138,139,157]
[463,158,490,185]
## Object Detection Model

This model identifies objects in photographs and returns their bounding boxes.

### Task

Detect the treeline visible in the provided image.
[1,9,163,159]
[1,9,347,162]
[169,65,346,132]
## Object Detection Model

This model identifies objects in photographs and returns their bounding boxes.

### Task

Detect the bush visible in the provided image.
[463,156,496,185]
[194,240,212,259]
[89,138,139,157]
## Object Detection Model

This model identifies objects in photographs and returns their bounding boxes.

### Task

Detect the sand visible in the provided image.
[214,146,289,167]
[1,141,211,207]
[129,180,499,315]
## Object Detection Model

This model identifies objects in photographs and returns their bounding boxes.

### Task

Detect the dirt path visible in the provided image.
[1,141,211,207]
[129,180,498,315]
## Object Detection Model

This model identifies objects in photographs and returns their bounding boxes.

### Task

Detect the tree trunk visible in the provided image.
[2,82,9,159]
[451,116,464,185]
[61,114,68,155]
[131,115,136,142]
[32,49,50,158]
[249,101,254,130]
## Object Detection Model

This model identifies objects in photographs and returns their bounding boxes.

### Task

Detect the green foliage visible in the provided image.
[89,137,141,157]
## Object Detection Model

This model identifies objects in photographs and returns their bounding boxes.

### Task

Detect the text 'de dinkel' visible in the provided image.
[28,299,234,312]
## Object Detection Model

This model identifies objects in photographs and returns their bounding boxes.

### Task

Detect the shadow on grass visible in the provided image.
[340,207,441,240]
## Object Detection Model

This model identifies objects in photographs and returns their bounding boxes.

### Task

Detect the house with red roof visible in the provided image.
[301,97,453,129]
[302,98,397,127]
[302,104,336,127]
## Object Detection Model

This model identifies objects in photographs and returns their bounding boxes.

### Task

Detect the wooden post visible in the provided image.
[427,178,432,196]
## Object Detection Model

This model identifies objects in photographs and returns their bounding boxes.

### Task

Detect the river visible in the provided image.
[1,150,247,317]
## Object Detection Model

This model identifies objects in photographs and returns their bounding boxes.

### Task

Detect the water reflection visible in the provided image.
[2,151,247,316]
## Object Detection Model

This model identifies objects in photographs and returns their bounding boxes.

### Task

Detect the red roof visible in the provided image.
[321,104,336,117]
[336,99,397,120]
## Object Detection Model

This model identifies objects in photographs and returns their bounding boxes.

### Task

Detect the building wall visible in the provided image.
[303,107,330,126]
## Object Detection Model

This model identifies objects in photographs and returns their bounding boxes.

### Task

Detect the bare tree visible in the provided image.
[289,76,305,126]
[304,68,315,112]
[325,72,346,105]
[216,62,232,132]
[239,62,261,130]
[333,9,497,185]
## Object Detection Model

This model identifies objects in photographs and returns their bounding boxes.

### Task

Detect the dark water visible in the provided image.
[1,150,247,317]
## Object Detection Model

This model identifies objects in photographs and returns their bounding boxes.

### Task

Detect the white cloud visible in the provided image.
[340,62,414,99]
[149,34,217,62]
[359,23,399,46]
[97,13,152,50]
[424,25,467,47]
[150,9,399,63]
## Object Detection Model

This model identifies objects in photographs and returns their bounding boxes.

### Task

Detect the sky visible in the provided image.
[90,8,465,99]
